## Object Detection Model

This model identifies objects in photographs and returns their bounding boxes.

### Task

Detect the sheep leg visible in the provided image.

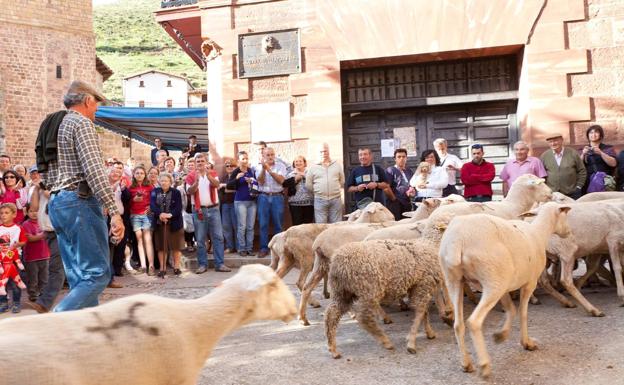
[376,304,393,324]
[464,282,479,304]
[435,284,454,326]
[355,301,395,351]
[325,300,350,359]
[296,265,321,308]
[406,291,434,354]
[561,258,604,317]
[560,258,605,317]
[518,283,538,351]
[466,286,505,379]
[606,237,624,306]
[447,278,474,373]
[538,269,576,308]
[493,293,515,343]
[323,273,330,299]
[299,267,325,326]
[575,255,603,289]
[274,257,295,279]
[597,263,617,287]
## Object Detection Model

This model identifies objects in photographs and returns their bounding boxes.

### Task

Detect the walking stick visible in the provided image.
[159,221,169,278]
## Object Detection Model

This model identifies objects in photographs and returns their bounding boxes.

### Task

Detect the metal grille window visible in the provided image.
[342,55,517,104]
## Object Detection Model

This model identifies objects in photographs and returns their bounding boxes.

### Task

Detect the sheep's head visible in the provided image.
[512,174,553,203]
[520,202,572,238]
[223,265,297,323]
[353,202,395,223]
[550,192,575,204]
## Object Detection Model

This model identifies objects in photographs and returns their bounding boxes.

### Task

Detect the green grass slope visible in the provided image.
[94,0,205,103]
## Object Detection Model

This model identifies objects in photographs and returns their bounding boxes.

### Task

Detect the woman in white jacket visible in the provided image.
[408,149,448,202]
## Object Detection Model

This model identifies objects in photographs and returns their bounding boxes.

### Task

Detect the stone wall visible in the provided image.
[568,0,624,149]
[0,0,150,166]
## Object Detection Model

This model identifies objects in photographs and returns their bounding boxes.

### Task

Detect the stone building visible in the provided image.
[0,0,152,167]
[157,0,624,203]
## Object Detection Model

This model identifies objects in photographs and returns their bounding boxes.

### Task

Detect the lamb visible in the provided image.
[325,238,445,358]
[345,201,395,223]
[576,191,624,202]
[439,202,572,378]
[536,199,624,316]
[0,264,297,385]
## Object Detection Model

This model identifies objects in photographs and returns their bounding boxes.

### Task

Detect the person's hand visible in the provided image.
[592,146,602,155]
[119,179,127,190]
[357,183,367,192]
[110,214,125,240]
[16,261,25,271]
[294,173,304,182]
[236,172,245,179]
[159,213,169,223]
[262,162,270,171]
[366,181,378,190]
[244,177,253,183]
[133,194,143,202]
[446,164,457,171]
[406,187,416,197]
[582,146,591,156]
[219,183,226,189]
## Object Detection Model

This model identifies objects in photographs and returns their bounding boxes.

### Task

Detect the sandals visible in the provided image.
[157,270,166,279]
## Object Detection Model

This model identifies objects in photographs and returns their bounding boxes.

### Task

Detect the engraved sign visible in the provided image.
[238,29,301,79]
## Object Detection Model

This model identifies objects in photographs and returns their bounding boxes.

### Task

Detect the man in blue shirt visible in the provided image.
[347,147,389,210]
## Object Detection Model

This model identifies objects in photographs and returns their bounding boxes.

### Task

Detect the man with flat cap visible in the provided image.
[44,80,124,312]
[540,133,586,199]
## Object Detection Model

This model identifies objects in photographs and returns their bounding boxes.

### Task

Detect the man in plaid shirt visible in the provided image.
[45,81,125,312]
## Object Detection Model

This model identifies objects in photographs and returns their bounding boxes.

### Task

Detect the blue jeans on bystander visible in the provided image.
[234,200,256,253]
[221,202,238,251]
[0,280,22,312]
[193,206,226,269]
[257,193,284,252]
[48,190,110,312]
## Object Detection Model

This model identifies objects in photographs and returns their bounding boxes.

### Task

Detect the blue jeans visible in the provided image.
[221,202,238,250]
[0,280,22,309]
[48,190,110,312]
[257,194,284,252]
[235,200,256,252]
[314,197,343,223]
[193,206,225,269]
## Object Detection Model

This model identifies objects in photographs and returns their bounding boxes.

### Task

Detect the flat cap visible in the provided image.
[545,133,564,141]
[65,80,107,103]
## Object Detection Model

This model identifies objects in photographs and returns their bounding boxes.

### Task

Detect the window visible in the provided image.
[167,99,173,108]
[139,80,145,87]
[56,65,62,79]
[201,94,207,103]
[139,100,145,108]
[166,80,172,87]
[122,137,131,148]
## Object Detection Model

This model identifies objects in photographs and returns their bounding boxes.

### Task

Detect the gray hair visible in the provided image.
[63,93,90,108]
[159,172,174,184]
[433,138,447,146]
[513,141,529,150]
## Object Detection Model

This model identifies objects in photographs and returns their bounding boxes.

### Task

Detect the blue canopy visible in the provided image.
[95,106,208,150]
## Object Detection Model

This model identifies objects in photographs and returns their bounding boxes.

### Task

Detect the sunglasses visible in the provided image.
[3,175,16,179]
[225,164,234,167]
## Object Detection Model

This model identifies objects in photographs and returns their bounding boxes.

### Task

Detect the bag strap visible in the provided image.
[371,164,377,201]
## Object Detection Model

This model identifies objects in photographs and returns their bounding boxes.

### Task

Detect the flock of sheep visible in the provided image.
[269,175,624,378]
[0,174,622,384]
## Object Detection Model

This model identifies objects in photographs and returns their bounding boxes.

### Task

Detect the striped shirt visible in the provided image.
[44,110,119,215]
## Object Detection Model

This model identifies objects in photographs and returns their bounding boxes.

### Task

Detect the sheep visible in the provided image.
[439,202,572,378]
[345,201,396,223]
[535,199,624,316]
[0,264,297,385]
[324,238,446,358]
[576,191,624,203]
[298,222,395,325]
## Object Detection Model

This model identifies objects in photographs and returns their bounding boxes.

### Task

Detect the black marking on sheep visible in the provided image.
[86,302,160,341]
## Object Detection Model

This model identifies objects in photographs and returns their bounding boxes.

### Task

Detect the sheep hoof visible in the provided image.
[442,315,454,327]
[523,339,538,351]
[310,302,321,308]
[562,301,577,309]
[324,292,330,299]
[426,332,436,340]
[462,363,475,373]
[407,346,417,354]
[591,309,605,317]
[399,302,410,311]
[383,342,395,351]
[299,318,310,326]
[529,297,541,305]
[383,317,393,325]
[493,331,508,344]
[331,351,342,359]
[479,363,491,379]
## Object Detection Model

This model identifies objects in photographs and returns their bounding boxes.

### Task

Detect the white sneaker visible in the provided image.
[124,261,135,272]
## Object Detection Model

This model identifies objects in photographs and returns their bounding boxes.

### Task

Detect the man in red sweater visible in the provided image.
[460,144,495,202]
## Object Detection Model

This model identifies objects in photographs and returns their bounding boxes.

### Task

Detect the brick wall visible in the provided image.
[0,0,142,166]
[568,0,624,149]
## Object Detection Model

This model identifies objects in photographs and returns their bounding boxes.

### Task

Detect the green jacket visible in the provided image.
[540,147,587,195]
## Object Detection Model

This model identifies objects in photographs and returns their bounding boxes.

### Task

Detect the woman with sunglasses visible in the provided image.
[0,170,27,223]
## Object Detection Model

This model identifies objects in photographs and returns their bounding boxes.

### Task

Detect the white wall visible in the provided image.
[123,72,190,108]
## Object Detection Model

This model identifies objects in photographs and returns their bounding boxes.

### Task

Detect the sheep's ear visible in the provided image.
[408,224,422,234]
[518,211,537,218]
[426,198,441,207]
[402,211,415,218]
[434,223,447,231]
[559,206,572,214]
[527,178,545,186]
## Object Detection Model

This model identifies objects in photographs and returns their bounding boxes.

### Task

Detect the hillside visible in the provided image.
[94,0,205,103]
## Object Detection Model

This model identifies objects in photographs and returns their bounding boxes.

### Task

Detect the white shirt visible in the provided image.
[438,152,462,185]
[554,149,564,166]
[197,175,218,206]
[409,166,448,198]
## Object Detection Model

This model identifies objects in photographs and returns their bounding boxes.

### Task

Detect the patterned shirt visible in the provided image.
[254,162,287,193]
[44,110,119,215]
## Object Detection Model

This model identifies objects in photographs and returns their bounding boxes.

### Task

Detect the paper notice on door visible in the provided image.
[380,139,397,158]
[393,126,417,157]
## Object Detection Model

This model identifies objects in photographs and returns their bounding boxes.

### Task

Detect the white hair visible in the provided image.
[433,138,447,146]
[513,141,529,150]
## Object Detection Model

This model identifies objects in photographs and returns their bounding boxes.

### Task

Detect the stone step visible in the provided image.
[181,254,271,270]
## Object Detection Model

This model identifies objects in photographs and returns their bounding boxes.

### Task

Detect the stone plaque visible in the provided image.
[238,29,301,79]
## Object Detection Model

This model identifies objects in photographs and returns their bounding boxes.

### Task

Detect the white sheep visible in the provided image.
[439,202,572,378]
[0,264,297,385]
[536,198,624,316]
[325,239,447,358]
[576,191,624,202]
[345,201,396,223]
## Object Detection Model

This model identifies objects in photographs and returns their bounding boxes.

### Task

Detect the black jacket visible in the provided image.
[35,110,68,172]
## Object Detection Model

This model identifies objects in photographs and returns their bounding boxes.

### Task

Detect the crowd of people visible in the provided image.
[2,79,624,317]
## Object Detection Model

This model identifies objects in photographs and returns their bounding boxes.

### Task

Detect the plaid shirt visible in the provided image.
[43,110,119,215]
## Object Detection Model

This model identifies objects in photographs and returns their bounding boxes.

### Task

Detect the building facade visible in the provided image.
[0,0,153,167]
[157,0,624,202]
[124,70,194,108]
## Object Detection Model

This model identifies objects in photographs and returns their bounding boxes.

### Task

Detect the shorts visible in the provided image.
[130,214,152,232]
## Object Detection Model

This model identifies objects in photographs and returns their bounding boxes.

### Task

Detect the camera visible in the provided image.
[587,147,594,155]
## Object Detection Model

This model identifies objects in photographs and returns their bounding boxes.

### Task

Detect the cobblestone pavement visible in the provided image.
[2,265,623,385]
